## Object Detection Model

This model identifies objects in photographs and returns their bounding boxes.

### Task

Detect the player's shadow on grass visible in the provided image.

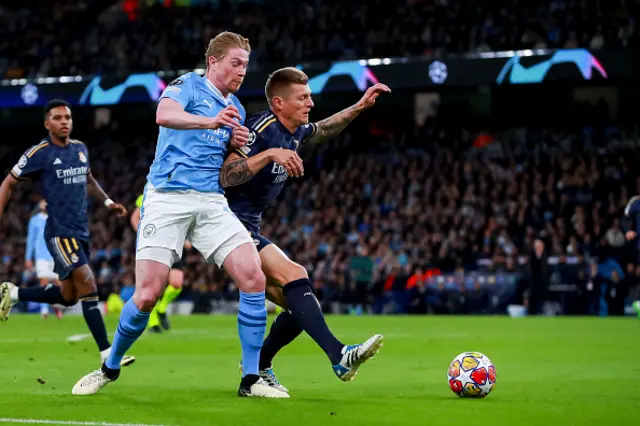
[387,394,499,403]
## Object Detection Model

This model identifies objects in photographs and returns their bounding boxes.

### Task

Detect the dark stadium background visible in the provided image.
[2,2,640,426]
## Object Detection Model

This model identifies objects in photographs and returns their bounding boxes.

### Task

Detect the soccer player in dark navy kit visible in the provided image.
[222,67,390,393]
[0,99,135,367]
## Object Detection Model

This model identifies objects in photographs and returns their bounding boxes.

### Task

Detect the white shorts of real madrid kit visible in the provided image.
[35,259,58,280]
[136,184,252,268]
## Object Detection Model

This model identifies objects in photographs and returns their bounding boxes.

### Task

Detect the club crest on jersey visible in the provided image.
[143,224,156,238]
[70,253,79,264]
[78,152,87,163]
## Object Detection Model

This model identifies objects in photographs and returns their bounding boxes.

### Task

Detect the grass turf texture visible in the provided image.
[0,315,638,426]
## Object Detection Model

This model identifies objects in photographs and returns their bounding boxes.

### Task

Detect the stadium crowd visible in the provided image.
[1,0,638,78]
[1,110,640,315]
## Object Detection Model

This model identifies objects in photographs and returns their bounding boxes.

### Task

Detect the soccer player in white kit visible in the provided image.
[72,32,287,398]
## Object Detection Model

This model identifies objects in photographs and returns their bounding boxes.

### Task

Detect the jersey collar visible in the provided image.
[268,109,297,136]
[45,134,70,148]
[204,77,233,107]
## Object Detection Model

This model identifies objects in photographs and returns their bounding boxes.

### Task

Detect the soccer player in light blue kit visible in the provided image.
[25,199,62,319]
[72,32,287,398]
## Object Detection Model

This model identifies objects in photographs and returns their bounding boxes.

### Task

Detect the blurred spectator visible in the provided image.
[526,239,550,315]
[1,105,640,315]
[1,0,639,78]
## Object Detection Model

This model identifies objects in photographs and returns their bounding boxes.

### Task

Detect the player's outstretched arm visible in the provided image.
[156,99,241,130]
[220,149,303,188]
[0,174,19,219]
[307,83,391,145]
[87,172,127,217]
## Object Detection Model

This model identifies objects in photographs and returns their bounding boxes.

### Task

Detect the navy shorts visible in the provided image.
[46,237,90,281]
[250,233,272,252]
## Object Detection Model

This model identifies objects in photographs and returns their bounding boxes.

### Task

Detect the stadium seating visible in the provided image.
[2,110,639,314]
[1,0,637,78]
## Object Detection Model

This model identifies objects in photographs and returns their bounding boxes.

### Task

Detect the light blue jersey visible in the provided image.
[148,72,246,193]
[26,212,52,262]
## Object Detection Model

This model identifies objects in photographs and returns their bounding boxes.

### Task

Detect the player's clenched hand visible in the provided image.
[269,148,304,178]
[354,83,391,112]
[108,202,128,218]
[211,106,242,129]
[626,230,637,241]
[230,126,250,149]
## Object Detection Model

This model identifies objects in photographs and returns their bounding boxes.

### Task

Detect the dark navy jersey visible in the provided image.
[11,137,91,240]
[225,110,317,233]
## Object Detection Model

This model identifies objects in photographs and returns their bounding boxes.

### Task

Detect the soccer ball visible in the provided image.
[447,351,496,398]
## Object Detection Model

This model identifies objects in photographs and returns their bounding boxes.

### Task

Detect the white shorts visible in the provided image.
[35,259,58,280]
[136,185,252,268]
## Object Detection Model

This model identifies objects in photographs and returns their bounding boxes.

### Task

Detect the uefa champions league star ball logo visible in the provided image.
[428,61,448,84]
[21,84,39,105]
[247,131,257,146]
[17,155,28,169]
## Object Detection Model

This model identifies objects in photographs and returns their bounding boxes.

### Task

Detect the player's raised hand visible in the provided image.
[230,126,250,149]
[107,202,128,218]
[212,106,242,129]
[269,148,304,178]
[354,83,391,112]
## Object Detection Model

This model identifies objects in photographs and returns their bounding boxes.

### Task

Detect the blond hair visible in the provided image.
[265,67,309,106]
[205,32,251,67]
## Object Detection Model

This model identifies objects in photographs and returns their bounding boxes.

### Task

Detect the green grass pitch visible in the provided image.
[0,315,639,425]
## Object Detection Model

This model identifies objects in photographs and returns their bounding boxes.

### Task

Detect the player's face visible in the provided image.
[281,83,314,126]
[209,47,249,94]
[38,200,47,213]
[45,106,73,140]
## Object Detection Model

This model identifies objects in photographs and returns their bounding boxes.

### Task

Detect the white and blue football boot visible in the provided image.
[333,334,384,382]
[239,362,289,394]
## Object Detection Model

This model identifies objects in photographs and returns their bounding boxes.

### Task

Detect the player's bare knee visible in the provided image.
[133,287,161,312]
[242,264,266,293]
[168,269,184,289]
[80,271,98,293]
[276,262,308,286]
[69,267,96,300]
[134,271,166,311]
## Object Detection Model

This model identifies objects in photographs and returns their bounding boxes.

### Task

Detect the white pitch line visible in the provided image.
[0,418,166,426]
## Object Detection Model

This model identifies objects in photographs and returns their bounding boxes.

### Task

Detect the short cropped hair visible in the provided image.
[204,31,251,66]
[264,67,309,107]
[44,99,71,119]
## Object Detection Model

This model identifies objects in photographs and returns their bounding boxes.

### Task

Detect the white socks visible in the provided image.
[100,347,112,363]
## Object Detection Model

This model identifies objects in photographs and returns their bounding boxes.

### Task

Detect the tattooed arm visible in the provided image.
[307,82,391,144]
[220,153,260,188]
[220,149,304,188]
[307,105,361,145]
